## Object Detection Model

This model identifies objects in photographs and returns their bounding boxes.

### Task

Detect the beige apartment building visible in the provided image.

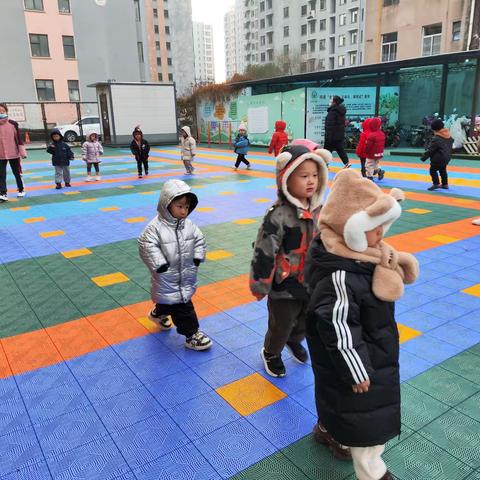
[364,0,479,64]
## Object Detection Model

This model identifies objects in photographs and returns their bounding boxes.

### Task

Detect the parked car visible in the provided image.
[56,116,101,142]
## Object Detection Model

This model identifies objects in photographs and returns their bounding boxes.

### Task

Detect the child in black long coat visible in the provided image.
[130,126,150,178]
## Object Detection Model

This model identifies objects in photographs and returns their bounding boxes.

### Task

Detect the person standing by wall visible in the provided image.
[0,103,26,202]
[324,96,351,168]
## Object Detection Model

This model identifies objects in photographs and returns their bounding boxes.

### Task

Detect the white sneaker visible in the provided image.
[0,194,8,202]
[148,310,173,330]
[17,191,26,198]
[95,175,101,181]
[473,218,480,226]
[185,331,212,351]
[85,176,92,182]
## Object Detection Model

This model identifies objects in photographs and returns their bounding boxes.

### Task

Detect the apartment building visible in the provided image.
[0,0,195,103]
[225,1,247,79]
[364,0,478,64]
[193,22,215,83]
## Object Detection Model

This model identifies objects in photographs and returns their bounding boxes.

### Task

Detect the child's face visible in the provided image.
[365,225,384,247]
[287,160,319,205]
[134,133,142,141]
[238,129,246,135]
[169,196,190,219]
[52,134,61,141]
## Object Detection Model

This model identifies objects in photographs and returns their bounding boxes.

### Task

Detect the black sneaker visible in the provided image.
[286,341,308,363]
[441,184,449,190]
[428,184,440,191]
[148,309,173,330]
[55,183,62,190]
[185,331,212,351]
[261,348,286,377]
[65,183,71,187]
[378,169,385,181]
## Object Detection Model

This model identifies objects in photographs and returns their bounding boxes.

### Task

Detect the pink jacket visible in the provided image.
[81,140,103,163]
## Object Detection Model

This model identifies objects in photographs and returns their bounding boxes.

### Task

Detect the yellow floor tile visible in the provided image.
[139,191,156,195]
[137,316,162,333]
[406,208,432,215]
[91,272,130,287]
[40,230,65,238]
[79,198,97,203]
[266,185,277,189]
[254,198,271,203]
[125,217,147,223]
[427,234,459,244]
[453,198,475,205]
[233,218,257,225]
[238,180,251,183]
[100,207,120,212]
[216,372,287,416]
[63,191,81,195]
[197,207,215,212]
[206,250,234,261]
[397,323,422,344]
[61,248,92,259]
[24,217,46,223]
[119,185,134,189]
[10,206,30,212]
[220,191,235,195]
[462,283,480,297]
[192,184,206,188]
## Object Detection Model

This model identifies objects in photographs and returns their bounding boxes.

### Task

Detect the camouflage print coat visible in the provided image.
[250,145,331,300]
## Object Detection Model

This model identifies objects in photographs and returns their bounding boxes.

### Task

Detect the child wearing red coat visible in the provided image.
[356,118,372,177]
[269,120,289,156]
[364,117,386,182]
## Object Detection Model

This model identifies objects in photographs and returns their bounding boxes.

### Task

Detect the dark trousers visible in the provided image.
[235,154,250,168]
[430,165,448,186]
[0,158,24,195]
[154,300,199,338]
[86,163,100,174]
[136,158,149,175]
[359,157,366,177]
[264,297,307,356]
[324,139,349,165]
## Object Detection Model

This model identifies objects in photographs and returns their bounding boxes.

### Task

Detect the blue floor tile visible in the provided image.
[399,349,435,382]
[170,341,230,368]
[428,323,480,349]
[167,391,240,442]
[0,390,31,436]
[290,384,318,416]
[1,461,52,480]
[112,335,168,363]
[396,309,448,332]
[259,358,314,395]
[67,347,125,380]
[401,334,463,364]
[454,311,480,333]
[199,312,242,334]
[16,363,76,396]
[230,341,265,371]
[211,324,263,351]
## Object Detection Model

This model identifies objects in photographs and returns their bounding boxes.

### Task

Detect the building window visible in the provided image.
[284,26,289,37]
[319,39,326,50]
[319,0,326,8]
[319,19,326,30]
[382,31,397,61]
[29,34,49,57]
[58,0,70,13]
[260,1,265,11]
[157,57,161,65]
[24,0,43,10]
[452,21,461,41]
[267,49,273,61]
[134,0,141,21]
[137,42,144,62]
[422,24,442,56]
[35,79,55,101]
[261,52,266,62]
[153,8,158,17]
[266,0,272,8]
[168,73,173,81]
[301,24,307,35]
[165,26,170,34]
[260,35,266,45]
[301,4,307,16]
[339,14,346,26]
[339,0,346,4]
[164,9,169,18]
[350,30,358,44]
[154,25,159,33]
[310,20,316,33]
[267,32,273,44]
[166,42,171,50]
[350,9,358,23]
[383,0,399,5]
[260,18,265,28]
[267,14,273,27]
[349,51,357,65]
[309,39,316,52]
[338,55,345,67]
[62,36,75,59]
[167,57,172,65]
[68,80,80,101]
[284,6,289,18]
[301,43,307,54]
[158,73,163,81]
[283,44,289,54]
[338,35,346,46]
[155,41,160,49]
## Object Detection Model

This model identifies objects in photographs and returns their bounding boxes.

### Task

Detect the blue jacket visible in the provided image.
[234,134,250,155]
[47,129,74,166]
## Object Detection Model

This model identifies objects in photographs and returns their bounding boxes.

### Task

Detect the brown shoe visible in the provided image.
[313,423,352,460]
[379,472,394,480]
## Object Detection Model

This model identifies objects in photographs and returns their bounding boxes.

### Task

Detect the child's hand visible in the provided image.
[156,263,169,273]
[193,259,201,267]
[352,379,370,394]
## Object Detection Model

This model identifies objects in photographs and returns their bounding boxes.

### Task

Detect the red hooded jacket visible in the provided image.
[355,118,372,159]
[269,120,289,156]
[364,117,385,160]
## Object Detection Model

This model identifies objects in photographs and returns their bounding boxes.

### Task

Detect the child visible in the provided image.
[355,118,372,177]
[233,123,251,170]
[138,179,212,351]
[364,117,386,181]
[420,119,453,191]
[179,126,196,174]
[47,128,74,189]
[305,169,419,480]
[268,120,289,156]
[250,144,330,377]
[130,126,150,178]
[82,131,103,181]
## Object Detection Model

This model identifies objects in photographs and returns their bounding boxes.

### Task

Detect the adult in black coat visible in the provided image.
[324,95,350,167]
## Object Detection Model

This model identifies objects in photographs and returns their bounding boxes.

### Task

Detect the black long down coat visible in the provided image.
[305,237,401,447]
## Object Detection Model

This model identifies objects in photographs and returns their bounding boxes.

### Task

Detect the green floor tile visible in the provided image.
[468,344,480,357]
[418,410,480,469]
[440,352,480,386]
[400,383,450,430]
[384,433,473,480]
[230,452,310,480]
[386,425,414,452]
[464,469,480,479]
[456,392,480,423]
[281,435,355,480]
[407,366,479,407]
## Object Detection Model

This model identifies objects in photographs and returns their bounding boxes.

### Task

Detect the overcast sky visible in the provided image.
[192,0,234,83]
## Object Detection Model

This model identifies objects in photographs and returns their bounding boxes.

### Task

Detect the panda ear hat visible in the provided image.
[275,145,329,210]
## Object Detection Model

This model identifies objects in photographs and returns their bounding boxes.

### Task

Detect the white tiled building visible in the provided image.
[193,21,215,84]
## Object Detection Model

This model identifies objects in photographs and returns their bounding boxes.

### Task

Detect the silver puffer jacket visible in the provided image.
[138,179,206,305]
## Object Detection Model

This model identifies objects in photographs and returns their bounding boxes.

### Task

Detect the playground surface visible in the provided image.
[0,145,479,480]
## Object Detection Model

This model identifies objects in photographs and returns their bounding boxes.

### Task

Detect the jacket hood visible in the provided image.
[86,130,98,141]
[181,126,192,137]
[50,128,64,141]
[275,120,287,132]
[238,122,247,132]
[369,117,382,132]
[275,144,329,211]
[132,126,143,138]
[434,128,452,139]
[361,118,372,132]
[157,179,198,223]
[329,103,346,116]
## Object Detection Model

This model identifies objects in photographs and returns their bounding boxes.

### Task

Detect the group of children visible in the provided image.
[137,133,420,480]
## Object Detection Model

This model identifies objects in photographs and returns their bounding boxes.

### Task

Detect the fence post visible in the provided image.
[76,102,83,140]
[207,122,211,146]
[219,121,222,145]
[229,122,232,146]
[40,103,49,146]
